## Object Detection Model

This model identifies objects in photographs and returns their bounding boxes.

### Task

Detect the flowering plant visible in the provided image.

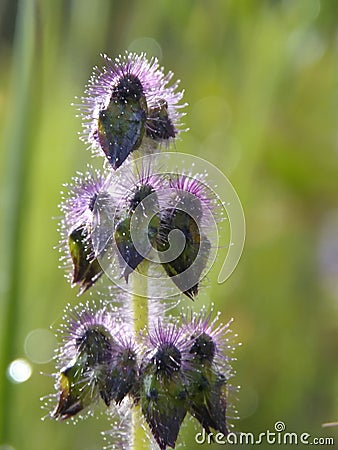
[48,52,244,450]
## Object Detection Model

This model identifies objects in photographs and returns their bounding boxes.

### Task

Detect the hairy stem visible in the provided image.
[131,260,149,449]
[132,260,149,335]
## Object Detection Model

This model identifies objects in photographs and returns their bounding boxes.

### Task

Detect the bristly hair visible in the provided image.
[58,166,112,234]
[181,306,240,437]
[78,52,187,159]
[168,172,221,221]
[144,319,192,373]
[139,319,190,450]
[57,167,113,286]
[54,300,118,368]
[181,305,238,373]
[108,156,166,214]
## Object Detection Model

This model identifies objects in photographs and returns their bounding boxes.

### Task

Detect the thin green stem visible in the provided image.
[132,261,149,335]
[131,260,149,450]
[131,404,149,450]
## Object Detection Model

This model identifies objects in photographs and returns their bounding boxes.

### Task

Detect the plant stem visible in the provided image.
[132,260,149,335]
[131,404,149,450]
[131,260,149,450]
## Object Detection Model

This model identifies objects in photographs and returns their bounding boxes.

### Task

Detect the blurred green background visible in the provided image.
[0,0,337,449]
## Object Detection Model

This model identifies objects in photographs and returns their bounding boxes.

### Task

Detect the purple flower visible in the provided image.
[156,172,218,299]
[47,46,243,449]
[52,301,117,420]
[139,320,190,450]
[168,172,220,222]
[52,301,139,420]
[146,320,191,371]
[58,168,113,293]
[111,157,165,213]
[50,300,239,444]
[182,308,237,437]
[107,159,164,282]
[59,167,112,238]
[55,301,117,369]
[78,52,186,168]
[183,307,236,369]
[100,332,139,406]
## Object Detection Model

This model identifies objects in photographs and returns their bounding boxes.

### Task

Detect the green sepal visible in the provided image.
[100,347,138,406]
[146,98,176,141]
[187,365,228,436]
[157,208,210,299]
[140,361,188,450]
[114,186,160,281]
[97,75,148,169]
[51,355,98,421]
[68,225,103,294]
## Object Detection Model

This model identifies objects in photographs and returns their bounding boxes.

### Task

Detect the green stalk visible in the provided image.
[0,0,36,443]
[132,261,149,335]
[131,260,149,450]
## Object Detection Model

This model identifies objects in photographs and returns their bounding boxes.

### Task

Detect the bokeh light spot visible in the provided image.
[7,358,32,384]
[24,328,57,364]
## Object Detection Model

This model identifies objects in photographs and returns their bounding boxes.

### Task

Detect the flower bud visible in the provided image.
[52,355,99,420]
[112,171,161,282]
[183,310,235,436]
[58,169,113,294]
[68,225,103,294]
[156,174,215,299]
[140,322,189,450]
[97,73,148,169]
[146,98,176,141]
[52,303,117,419]
[79,52,186,167]
[186,356,228,437]
[101,344,138,406]
[157,206,210,299]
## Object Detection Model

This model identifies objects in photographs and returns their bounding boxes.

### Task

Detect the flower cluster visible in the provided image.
[59,163,218,300]
[51,301,138,420]
[51,302,236,449]
[49,52,239,450]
